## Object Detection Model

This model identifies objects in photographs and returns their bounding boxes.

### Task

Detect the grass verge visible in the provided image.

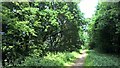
[84,50,120,66]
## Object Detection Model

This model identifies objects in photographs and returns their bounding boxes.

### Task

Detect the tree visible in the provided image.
[2,2,85,66]
[90,2,120,53]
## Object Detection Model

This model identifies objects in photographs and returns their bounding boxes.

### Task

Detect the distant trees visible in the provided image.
[1,2,85,66]
[89,2,120,53]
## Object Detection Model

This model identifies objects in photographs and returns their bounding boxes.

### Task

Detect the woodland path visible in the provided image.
[70,50,88,68]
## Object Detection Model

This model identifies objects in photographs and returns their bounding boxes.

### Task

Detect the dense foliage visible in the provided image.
[89,2,120,53]
[2,1,120,67]
[1,2,85,66]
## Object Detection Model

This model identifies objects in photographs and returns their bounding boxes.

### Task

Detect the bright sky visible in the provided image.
[78,0,98,18]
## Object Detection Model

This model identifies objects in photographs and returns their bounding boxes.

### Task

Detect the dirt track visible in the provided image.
[70,50,88,68]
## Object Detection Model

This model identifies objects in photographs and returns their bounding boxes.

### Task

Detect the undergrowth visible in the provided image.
[84,50,120,66]
[19,51,80,66]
